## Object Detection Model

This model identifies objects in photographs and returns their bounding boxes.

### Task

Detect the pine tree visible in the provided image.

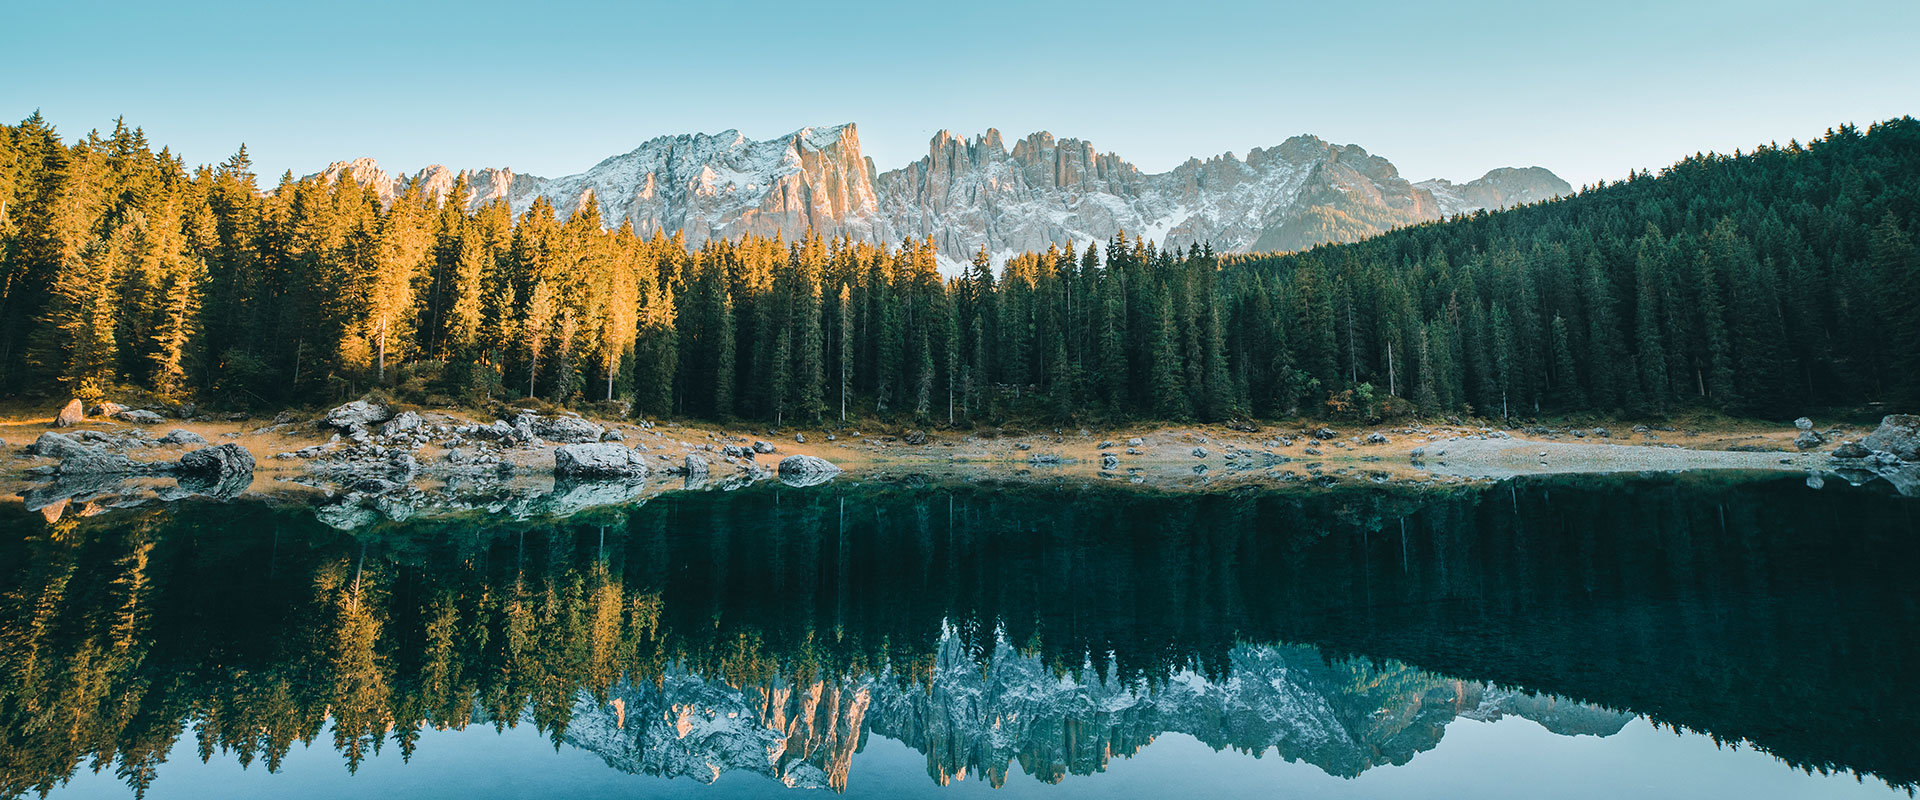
[522,280,554,398]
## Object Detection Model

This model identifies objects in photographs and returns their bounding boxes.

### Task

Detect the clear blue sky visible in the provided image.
[4,0,1914,187]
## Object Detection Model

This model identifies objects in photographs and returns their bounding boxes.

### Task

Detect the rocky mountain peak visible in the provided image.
[310,124,1569,268]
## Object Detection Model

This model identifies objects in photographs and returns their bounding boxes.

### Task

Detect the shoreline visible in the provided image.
[0,402,1899,525]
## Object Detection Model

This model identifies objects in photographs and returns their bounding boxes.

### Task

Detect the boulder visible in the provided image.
[30,432,94,459]
[52,399,85,427]
[776,454,841,486]
[684,454,711,478]
[1832,441,1872,460]
[325,399,393,431]
[1312,427,1339,440]
[554,443,649,478]
[115,409,165,424]
[177,444,256,479]
[794,433,806,444]
[157,429,208,446]
[1793,430,1826,451]
[903,430,928,445]
[1861,415,1920,461]
[1101,453,1120,470]
[92,401,127,417]
[1127,437,1144,447]
[1794,417,1815,432]
[1366,432,1390,444]
[531,414,604,443]
[752,440,776,454]
[1191,447,1209,458]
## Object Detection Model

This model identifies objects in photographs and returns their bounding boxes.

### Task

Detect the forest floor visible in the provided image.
[0,400,1862,507]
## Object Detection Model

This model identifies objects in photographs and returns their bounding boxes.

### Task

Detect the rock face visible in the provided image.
[317,125,1567,268]
[53,399,84,427]
[1861,415,1920,461]
[555,443,649,478]
[177,444,256,478]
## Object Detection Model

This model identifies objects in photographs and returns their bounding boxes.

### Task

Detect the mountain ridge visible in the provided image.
[315,122,1570,267]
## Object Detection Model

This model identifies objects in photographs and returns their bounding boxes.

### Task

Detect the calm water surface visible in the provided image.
[3,473,1914,798]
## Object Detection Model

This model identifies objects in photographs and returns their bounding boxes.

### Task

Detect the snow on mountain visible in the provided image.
[315,125,1569,270]
[1415,166,1573,217]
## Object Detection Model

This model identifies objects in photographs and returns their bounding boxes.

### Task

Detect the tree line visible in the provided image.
[0,113,1915,424]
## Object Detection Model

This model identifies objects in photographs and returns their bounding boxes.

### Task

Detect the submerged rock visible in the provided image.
[555,443,649,478]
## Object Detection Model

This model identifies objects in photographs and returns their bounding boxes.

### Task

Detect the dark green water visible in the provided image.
[2,473,1915,798]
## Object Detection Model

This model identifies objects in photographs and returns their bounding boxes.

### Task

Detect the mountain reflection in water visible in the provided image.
[0,473,1914,797]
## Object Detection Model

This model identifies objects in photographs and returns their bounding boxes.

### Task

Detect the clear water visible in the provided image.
[4,472,1914,798]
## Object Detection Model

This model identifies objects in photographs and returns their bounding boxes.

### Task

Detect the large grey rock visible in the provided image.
[30,432,94,459]
[555,443,649,478]
[114,409,164,424]
[1861,415,1920,461]
[531,413,604,443]
[157,429,208,446]
[1794,417,1815,432]
[684,454,711,478]
[752,440,776,454]
[1793,430,1825,450]
[1832,441,1872,460]
[52,399,84,427]
[177,444,256,479]
[776,454,841,479]
[1101,453,1120,470]
[325,399,394,431]
[91,401,127,417]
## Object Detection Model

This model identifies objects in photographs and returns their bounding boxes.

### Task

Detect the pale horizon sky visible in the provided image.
[4,0,1915,188]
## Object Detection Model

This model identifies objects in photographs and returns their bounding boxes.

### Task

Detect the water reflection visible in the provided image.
[0,473,1914,797]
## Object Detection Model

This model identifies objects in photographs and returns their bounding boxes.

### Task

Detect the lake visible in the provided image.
[2,472,1914,798]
